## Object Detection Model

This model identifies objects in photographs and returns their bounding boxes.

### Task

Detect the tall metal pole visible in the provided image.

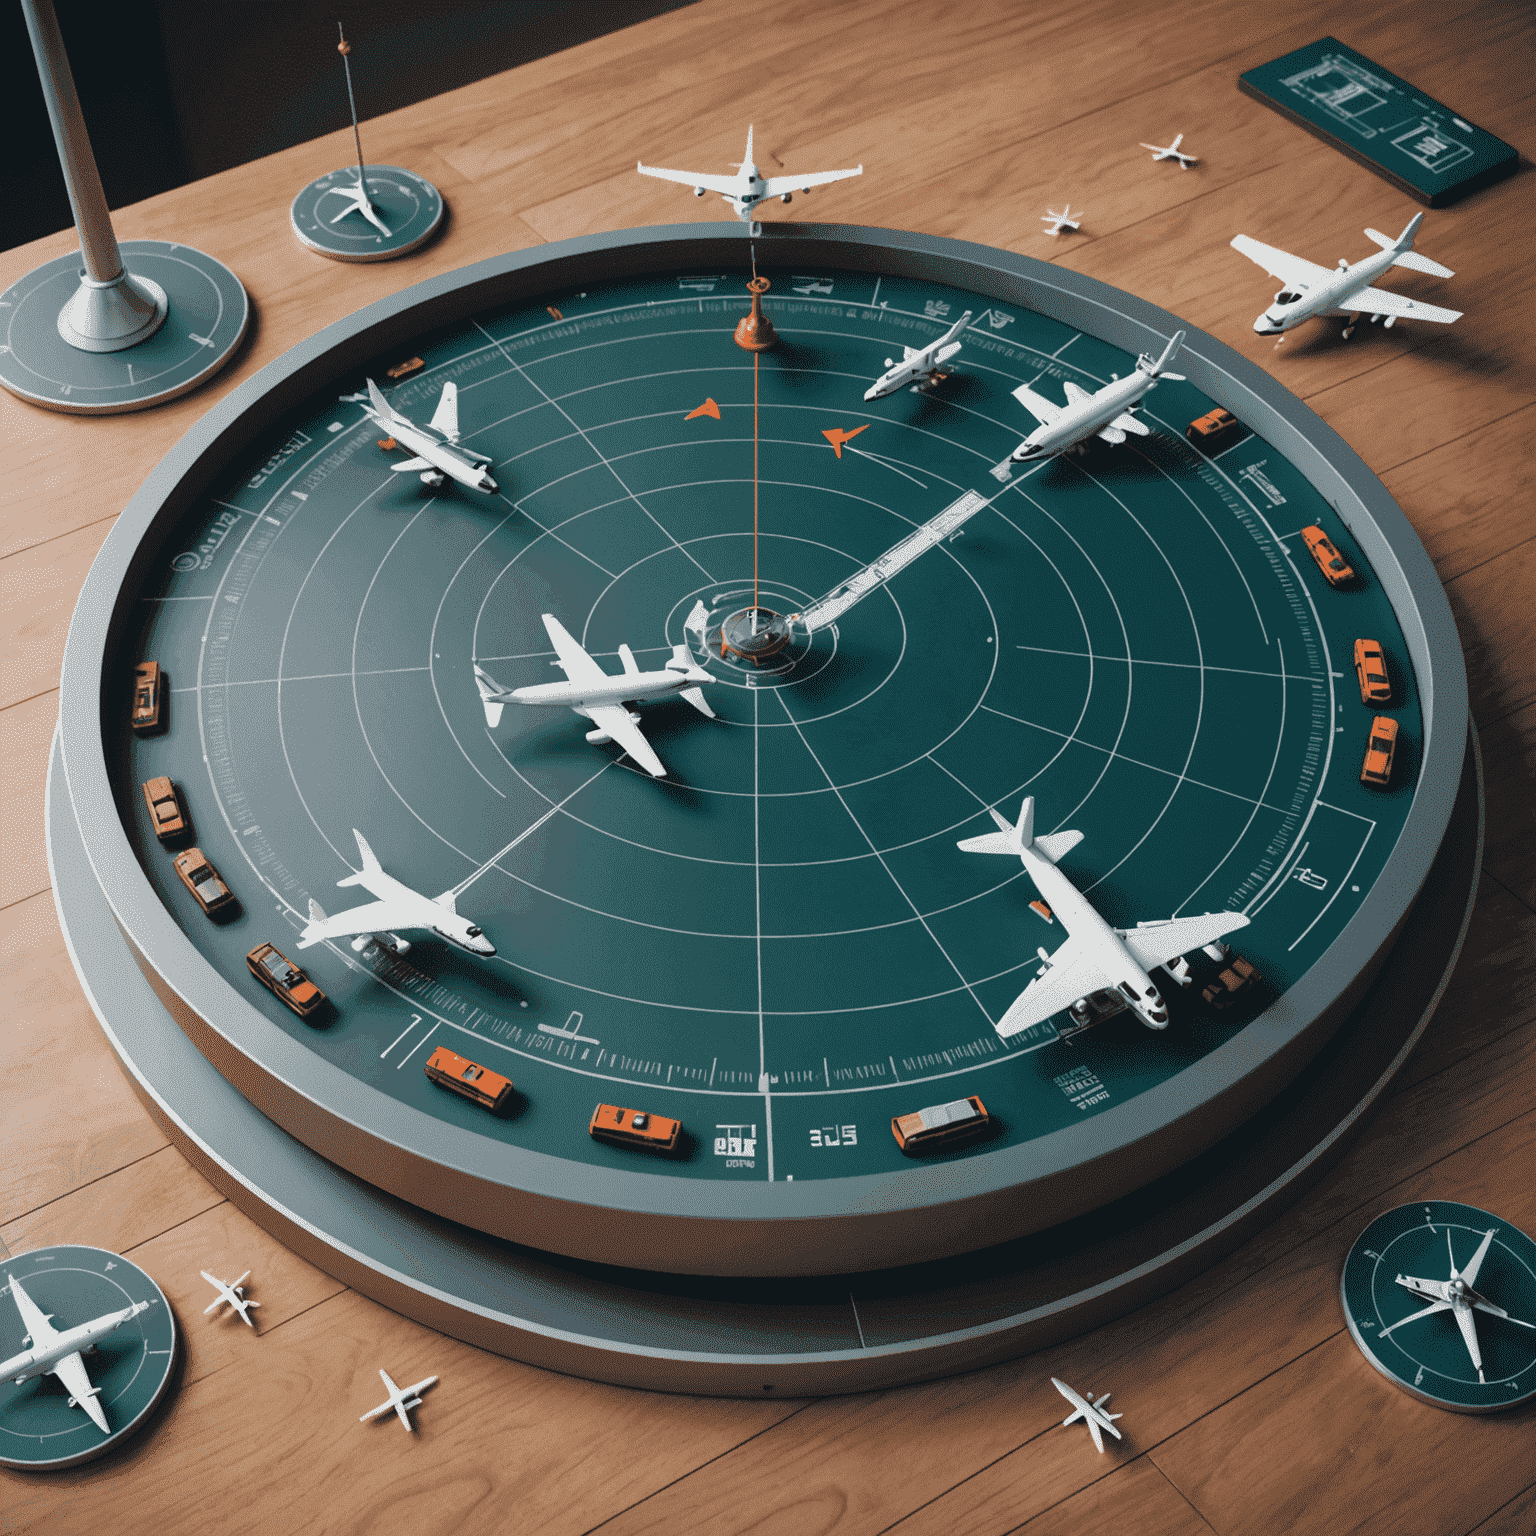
[21,0,167,351]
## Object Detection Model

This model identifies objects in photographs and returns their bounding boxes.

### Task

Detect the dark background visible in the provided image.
[7,0,696,253]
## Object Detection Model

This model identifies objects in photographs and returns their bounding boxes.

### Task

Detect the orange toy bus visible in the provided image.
[589,1103,683,1155]
[424,1046,514,1114]
[891,1095,992,1155]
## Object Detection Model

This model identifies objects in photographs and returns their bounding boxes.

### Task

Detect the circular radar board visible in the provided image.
[290,166,445,262]
[1342,1200,1536,1413]
[0,241,248,414]
[58,225,1466,1279]
[0,1246,176,1469]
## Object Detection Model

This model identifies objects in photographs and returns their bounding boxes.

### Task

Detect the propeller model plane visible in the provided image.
[1040,205,1081,237]
[637,126,862,225]
[959,796,1249,1035]
[349,377,498,494]
[299,829,497,958]
[359,1367,438,1432]
[1140,133,1198,168]
[1052,1377,1124,1453]
[1009,331,1185,460]
[2,1272,151,1435]
[1231,212,1461,339]
[475,613,716,780]
[864,310,972,400]
[201,1270,260,1328]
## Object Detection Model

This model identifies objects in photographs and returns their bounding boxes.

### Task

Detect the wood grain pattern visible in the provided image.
[3,1,1533,1531]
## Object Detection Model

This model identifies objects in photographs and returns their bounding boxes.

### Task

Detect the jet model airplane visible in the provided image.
[863,310,973,400]
[1009,331,1185,460]
[637,126,862,224]
[1381,1227,1536,1384]
[1041,205,1081,237]
[959,797,1250,1035]
[359,1367,438,1431]
[299,829,497,958]
[323,175,392,237]
[474,613,716,780]
[350,378,498,494]
[1140,133,1198,168]
[1052,1377,1124,1453]
[1231,212,1460,338]
[2,1272,151,1434]
[201,1270,260,1328]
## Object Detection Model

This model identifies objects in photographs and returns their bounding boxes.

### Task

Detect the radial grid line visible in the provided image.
[173,665,430,693]
[1290,826,1375,952]
[1012,643,1322,685]
[979,704,1290,816]
[754,687,774,1183]
[927,753,991,807]
[491,489,617,579]
[471,318,716,584]
[775,691,996,1029]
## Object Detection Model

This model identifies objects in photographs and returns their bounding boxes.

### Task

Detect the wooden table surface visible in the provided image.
[3,2,1533,1531]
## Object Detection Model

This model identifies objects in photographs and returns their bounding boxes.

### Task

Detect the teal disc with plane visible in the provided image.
[290,165,445,262]
[0,1246,176,1470]
[1342,1200,1536,1413]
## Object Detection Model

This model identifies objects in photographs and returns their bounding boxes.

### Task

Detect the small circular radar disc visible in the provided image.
[291,166,445,262]
[0,241,247,415]
[0,1245,177,1469]
[1341,1200,1536,1413]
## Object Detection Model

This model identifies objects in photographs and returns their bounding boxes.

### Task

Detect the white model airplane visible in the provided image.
[637,126,862,224]
[201,1270,259,1328]
[864,310,972,400]
[1140,133,1198,169]
[1,1272,151,1435]
[474,613,716,780]
[1231,212,1460,338]
[1052,1377,1124,1453]
[350,378,498,494]
[359,1367,438,1432]
[1041,206,1081,237]
[959,797,1250,1035]
[299,829,497,957]
[324,175,392,237]
[1382,1227,1536,1384]
[1010,331,1185,460]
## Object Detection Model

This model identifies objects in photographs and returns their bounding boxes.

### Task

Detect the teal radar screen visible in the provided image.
[62,227,1463,1302]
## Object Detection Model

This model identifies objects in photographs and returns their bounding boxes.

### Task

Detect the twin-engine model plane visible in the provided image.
[1231,212,1461,338]
[1052,1377,1124,1453]
[1139,133,1198,168]
[1009,331,1185,460]
[2,1272,151,1434]
[475,613,716,780]
[359,1367,438,1431]
[350,377,498,494]
[299,829,496,958]
[959,797,1250,1035]
[637,126,862,224]
[864,310,972,400]
[201,1270,259,1327]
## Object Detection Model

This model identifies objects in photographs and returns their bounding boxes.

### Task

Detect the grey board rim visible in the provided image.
[47,728,1483,1395]
[57,222,1469,1276]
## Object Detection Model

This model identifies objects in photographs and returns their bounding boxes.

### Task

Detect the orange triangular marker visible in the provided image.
[686,398,721,420]
[822,424,870,459]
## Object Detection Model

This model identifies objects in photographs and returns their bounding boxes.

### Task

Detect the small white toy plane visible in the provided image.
[637,126,862,224]
[474,613,716,780]
[1009,331,1185,460]
[299,829,497,958]
[1,1272,151,1435]
[1041,206,1081,237]
[863,310,972,400]
[1052,1377,1124,1453]
[324,175,392,237]
[350,378,498,494]
[959,796,1250,1035]
[359,1367,438,1432]
[1231,212,1460,339]
[1140,133,1198,169]
[1382,1227,1536,1384]
[201,1270,260,1328]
